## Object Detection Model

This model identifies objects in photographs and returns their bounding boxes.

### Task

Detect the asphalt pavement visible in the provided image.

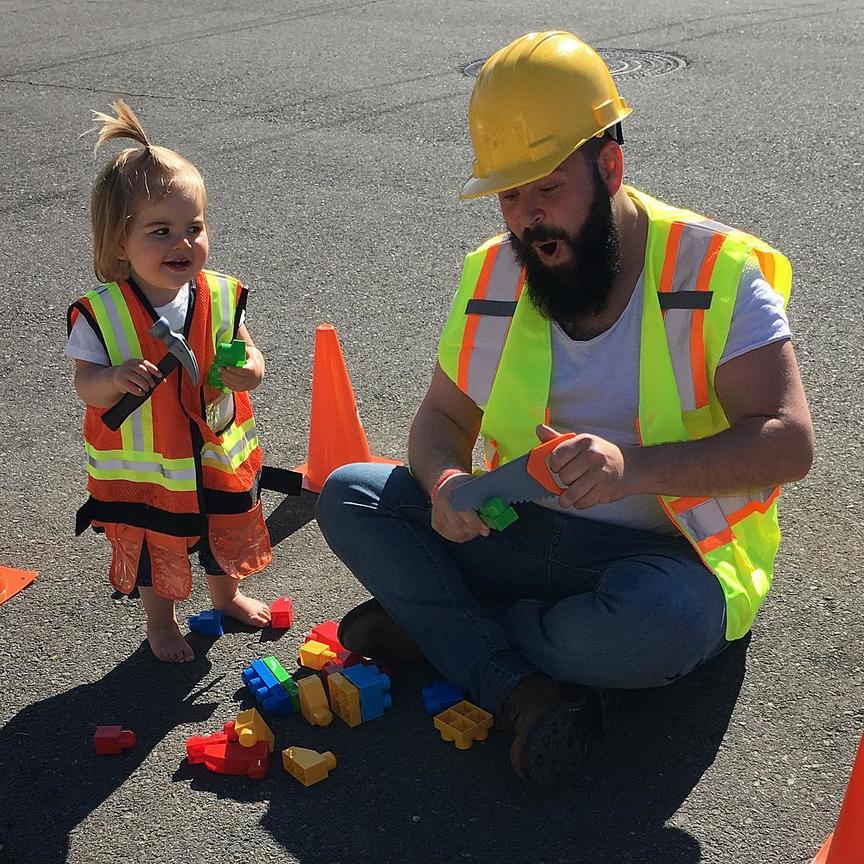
[1,1,862,862]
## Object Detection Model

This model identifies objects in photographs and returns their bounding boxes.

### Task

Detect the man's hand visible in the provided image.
[537,423,632,510]
[430,472,491,543]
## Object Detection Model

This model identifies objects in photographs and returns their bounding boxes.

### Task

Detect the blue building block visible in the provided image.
[422,679,463,716]
[341,663,392,722]
[241,659,294,716]
[187,609,224,637]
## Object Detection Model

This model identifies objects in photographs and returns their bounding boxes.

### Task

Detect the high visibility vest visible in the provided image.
[68,269,270,597]
[438,186,792,640]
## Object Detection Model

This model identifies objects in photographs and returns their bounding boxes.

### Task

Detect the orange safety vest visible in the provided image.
[68,270,271,599]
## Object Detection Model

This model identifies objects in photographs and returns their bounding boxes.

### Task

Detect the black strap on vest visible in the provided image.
[465,299,519,317]
[260,466,303,496]
[657,291,713,311]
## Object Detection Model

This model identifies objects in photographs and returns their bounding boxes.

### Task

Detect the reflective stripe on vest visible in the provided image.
[85,443,197,491]
[201,416,259,474]
[84,283,155,455]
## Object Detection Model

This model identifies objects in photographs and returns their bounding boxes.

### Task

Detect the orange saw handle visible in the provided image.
[526,432,578,494]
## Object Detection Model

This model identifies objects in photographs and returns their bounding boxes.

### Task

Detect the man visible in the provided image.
[316,31,813,786]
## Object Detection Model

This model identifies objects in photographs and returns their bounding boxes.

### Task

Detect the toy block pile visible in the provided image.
[242,656,300,716]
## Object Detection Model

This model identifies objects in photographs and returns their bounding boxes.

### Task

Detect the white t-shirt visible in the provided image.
[540,260,791,533]
[66,284,191,365]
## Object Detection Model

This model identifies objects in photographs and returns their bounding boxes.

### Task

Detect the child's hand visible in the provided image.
[112,358,162,396]
[220,358,263,392]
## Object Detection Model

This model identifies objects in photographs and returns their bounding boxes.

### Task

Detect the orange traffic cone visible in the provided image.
[295,324,399,493]
[0,565,37,607]
[812,734,864,863]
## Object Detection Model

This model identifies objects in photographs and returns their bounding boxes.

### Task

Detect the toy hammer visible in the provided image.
[101,316,200,431]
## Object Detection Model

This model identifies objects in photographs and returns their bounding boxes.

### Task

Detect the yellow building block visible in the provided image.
[235,707,275,752]
[327,672,361,727]
[433,700,493,750]
[299,639,338,670]
[282,746,336,786]
[297,675,333,727]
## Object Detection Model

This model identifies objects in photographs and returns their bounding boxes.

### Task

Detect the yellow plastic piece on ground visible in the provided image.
[282,746,337,786]
[434,700,494,750]
[298,639,338,670]
[327,672,361,727]
[235,707,275,752]
[461,30,632,199]
[297,675,333,727]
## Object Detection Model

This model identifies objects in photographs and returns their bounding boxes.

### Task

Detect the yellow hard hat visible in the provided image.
[460,31,633,200]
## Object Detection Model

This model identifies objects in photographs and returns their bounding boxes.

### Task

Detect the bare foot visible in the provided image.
[139,587,195,662]
[147,621,195,662]
[208,576,271,628]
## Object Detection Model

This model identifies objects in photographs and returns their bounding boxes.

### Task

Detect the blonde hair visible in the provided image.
[89,100,207,283]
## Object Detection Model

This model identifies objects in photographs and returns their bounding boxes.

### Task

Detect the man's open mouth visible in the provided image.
[534,240,560,260]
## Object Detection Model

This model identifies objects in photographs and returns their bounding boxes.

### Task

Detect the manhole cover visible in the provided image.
[462,49,687,80]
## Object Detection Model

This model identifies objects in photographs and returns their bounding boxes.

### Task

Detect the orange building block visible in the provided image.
[299,639,338,670]
[433,700,493,750]
[282,746,336,786]
[297,676,333,727]
[234,707,275,752]
[327,672,361,727]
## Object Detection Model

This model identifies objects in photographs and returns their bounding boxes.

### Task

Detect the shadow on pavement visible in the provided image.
[0,642,218,864]
[184,634,751,864]
[266,490,318,546]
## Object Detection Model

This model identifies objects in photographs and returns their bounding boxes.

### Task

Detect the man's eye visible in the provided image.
[539,185,559,194]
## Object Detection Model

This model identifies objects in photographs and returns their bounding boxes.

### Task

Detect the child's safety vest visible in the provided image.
[68,269,271,599]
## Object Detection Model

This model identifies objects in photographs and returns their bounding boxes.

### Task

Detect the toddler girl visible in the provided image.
[66,100,272,661]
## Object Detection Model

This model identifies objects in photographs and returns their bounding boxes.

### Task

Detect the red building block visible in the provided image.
[186,728,269,779]
[306,620,345,654]
[94,725,136,755]
[270,597,294,629]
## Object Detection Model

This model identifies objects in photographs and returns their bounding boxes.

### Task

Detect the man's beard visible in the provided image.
[509,165,622,324]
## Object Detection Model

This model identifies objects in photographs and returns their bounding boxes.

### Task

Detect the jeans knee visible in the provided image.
[315,463,372,539]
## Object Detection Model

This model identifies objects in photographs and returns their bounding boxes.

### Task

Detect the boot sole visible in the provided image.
[517,703,592,787]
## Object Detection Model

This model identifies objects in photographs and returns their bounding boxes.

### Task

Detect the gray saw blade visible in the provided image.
[449,457,561,511]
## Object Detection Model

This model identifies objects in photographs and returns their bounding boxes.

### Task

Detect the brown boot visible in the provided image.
[337,598,428,666]
[501,673,605,787]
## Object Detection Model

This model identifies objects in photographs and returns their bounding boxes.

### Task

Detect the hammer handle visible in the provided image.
[101,353,181,431]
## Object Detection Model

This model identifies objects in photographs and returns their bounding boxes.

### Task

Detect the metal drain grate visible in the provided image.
[462,49,687,80]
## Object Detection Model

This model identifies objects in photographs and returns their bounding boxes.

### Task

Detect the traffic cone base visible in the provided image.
[0,565,37,607]
[295,324,400,493]
[811,734,864,863]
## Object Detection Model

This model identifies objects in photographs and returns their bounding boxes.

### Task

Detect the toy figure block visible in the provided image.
[241,658,295,716]
[433,701,493,750]
[282,746,336,787]
[327,672,362,727]
[262,656,301,713]
[207,339,246,388]
[299,639,338,670]
[341,663,392,722]
[269,597,294,629]
[94,725,136,755]
[305,619,345,654]
[234,707,275,752]
[187,609,224,637]
[186,730,269,779]
[297,675,333,727]
[422,680,463,716]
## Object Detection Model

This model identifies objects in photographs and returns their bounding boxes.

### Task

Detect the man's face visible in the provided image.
[500,152,621,324]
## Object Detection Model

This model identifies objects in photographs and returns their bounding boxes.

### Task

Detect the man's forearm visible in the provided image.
[625,414,814,498]
[408,409,476,497]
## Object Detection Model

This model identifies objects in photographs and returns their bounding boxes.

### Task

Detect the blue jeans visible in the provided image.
[316,463,729,715]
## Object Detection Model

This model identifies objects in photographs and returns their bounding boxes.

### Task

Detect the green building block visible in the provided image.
[262,655,301,712]
[207,340,246,387]
[477,496,519,531]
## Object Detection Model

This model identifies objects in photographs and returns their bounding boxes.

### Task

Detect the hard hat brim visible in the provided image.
[458,110,632,201]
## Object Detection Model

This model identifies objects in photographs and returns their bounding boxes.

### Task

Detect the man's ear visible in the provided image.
[597,139,624,196]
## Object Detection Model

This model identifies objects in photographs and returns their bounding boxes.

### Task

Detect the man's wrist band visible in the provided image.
[429,468,466,500]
